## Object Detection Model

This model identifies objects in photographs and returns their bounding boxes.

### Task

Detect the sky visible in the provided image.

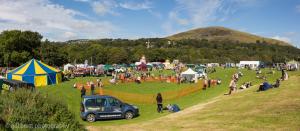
[0,0,300,47]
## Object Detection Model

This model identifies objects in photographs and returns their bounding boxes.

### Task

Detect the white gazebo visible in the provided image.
[181,68,198,83]
[64,63,75,71]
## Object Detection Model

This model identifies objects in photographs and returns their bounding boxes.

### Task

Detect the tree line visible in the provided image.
[0,30,300,67]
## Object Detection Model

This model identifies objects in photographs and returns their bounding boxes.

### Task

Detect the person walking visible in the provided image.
[81,86,86,98]
[156,93,163,113]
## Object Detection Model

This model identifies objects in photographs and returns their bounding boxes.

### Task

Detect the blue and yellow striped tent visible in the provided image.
[6,59,62,87]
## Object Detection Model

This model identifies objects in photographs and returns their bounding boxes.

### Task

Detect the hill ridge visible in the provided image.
[166,26,291,46]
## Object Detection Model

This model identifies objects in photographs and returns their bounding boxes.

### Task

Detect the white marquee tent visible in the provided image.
[181,68,198,83]
[64,63,75,71]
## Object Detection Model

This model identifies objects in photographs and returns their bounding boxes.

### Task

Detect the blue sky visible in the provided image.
[0,0,300,47]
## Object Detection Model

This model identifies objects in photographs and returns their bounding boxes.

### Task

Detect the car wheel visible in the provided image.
[125,111,134,120]
[86,114,96,122]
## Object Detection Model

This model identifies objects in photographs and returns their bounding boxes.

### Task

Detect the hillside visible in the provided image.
[167,26,291,46]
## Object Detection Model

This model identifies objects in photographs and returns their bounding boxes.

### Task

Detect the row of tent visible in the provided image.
[4,59,207,87]
[64,63,164,72]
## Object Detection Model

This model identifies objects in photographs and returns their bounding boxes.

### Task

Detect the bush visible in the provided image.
[0,89,85,130]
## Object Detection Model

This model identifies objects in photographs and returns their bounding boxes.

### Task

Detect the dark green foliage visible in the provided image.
[0,30,42,66]
[0,30,300,66]
[0,89,85,130]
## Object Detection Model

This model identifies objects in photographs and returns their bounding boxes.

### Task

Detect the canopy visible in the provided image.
[64,63,75,71]
[180,68,198,83]
[181,68,197,75]
[104,64,113,71]
[287,60,299,64]
[6,59,62,87]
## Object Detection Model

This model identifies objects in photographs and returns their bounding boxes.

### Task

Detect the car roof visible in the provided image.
[82,95,113,99]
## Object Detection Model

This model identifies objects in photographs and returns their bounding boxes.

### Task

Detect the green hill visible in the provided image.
[166,26,291,46]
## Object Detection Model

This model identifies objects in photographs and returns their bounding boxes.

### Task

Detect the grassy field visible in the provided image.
[104,82,193,94]
[99,71,300,130]
[38,68,283,127]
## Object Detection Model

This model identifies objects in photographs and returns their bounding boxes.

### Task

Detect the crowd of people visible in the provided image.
[225,64,290,95]
[76,78,104,98]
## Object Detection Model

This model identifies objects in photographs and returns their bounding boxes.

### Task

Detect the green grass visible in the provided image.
[110,71,300,130]
[104,82,193,94]
[38,68,284,127]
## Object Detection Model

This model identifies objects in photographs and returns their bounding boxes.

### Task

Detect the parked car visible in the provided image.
[80,95,139,122]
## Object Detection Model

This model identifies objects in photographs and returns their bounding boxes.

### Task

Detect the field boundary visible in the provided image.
[75,80,210,104]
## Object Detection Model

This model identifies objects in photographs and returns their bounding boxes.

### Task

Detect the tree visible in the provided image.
[107,47,128,64]
[40,40,68,66]
[84,43,107,64]
[0,30,42,66]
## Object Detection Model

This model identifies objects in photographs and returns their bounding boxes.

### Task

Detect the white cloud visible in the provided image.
[74,0,90,2]
[90,0,153,16]
[272,36,291,43]
[63,31,77,39]
[172,0,222,27]
[0,0,117,41]
[169,11,189,26]
[119,1,152,10]
[162,0,259,33]
[92,0,118,16]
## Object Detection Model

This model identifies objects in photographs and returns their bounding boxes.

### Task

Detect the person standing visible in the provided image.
[81,86,86,98]
[203,77,208,90]
[90,81,95,95]
[96,78,100,87]
[156,93,163,113]
[99,79,103,88]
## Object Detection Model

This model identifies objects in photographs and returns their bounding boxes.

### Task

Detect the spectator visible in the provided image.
[258,81,272,91]
[203,78,208,90]
[96,78,100,87]
[81,86,86,98]
[227,79,237,95]
[90,81,95,95]
[156,93,163,113]
[135,76,141,84]
[208,79,211,88]
[99,79,103,88]
[273,79,280,88]
[109,78,116,84]
[281,69,285,80]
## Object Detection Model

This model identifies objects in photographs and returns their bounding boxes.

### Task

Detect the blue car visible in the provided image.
[80,95,139,122]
